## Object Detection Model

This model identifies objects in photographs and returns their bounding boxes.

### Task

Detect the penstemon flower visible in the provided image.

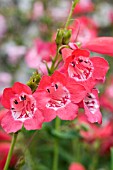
[62,48,109,91]
[34,71,87,122]
[0,0,112,170]
[1,82,44,133]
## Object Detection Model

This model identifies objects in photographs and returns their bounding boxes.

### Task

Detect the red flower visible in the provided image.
[83,89,102,124]
[62,48,109,91]
[83,37,113,57]
[69,162,86,170]
[1,82,44,133]
[34,71,87,122]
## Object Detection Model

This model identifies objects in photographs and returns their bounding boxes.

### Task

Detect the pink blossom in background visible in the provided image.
[31,1,44,20]
[92,2,113,27]
[77,113,99,143]
[0,72,12,88]
[77,113,113,146]
[73,0,94,14]
[0,142,17,170]
[0,15,7,39]
[69,162,86,170]
[100,76,113,112]
[49,0,70,20]
[25,39,56,74]
[70,16,98,45]
[0,128,17,170]
[5,44,26,64]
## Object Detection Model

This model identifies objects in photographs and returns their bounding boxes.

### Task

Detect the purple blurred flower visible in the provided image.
[5,44,26,64]
[0,15,7,39]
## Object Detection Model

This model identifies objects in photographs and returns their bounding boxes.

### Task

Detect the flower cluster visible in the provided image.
[0,41,109,133]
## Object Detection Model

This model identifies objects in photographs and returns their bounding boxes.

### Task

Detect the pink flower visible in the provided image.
[69,162,86,170]
[83,89,102,124]
[62,48,109,91]
[34,71,87,122]
[31,2,44,20]
[1,82,44,133]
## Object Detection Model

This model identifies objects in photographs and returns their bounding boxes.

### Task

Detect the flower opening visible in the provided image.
[68,56,94,81]
[11,93,37,121]
[46,83,70,111]
[84,93,99,114]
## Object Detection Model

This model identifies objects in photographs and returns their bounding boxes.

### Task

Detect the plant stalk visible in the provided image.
[4,132,18,170]
[65,0,79,29]
[52,117,61,170]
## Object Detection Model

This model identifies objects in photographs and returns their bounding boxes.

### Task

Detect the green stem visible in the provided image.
[65,0,79,29]
[111,147,113,170]
[4,132,18,170]
[52,117,61,170]
[72,138,81,162]
[50,50,59,75]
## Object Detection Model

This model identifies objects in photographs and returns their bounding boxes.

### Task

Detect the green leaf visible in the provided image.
[51,129,80,139]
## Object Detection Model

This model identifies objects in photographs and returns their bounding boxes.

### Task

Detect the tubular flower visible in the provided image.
[82,37,113,57]
[1,82,44,133]
[62,48,109,91]
[34,71,87,122]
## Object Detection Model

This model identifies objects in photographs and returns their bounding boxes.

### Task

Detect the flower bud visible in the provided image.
[55,29,64,46]
[62,29,72,45]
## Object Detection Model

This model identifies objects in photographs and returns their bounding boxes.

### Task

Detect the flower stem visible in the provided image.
[52,117,61,170]
[4,132,18,170]
[111,147,113,170]
[65,0,79,29]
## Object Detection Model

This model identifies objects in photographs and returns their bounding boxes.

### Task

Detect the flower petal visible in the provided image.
[12,82,32,95]
[66,79,87,103]
[38,75,51,90]
[1,88,15,109]
[91,57,109,80]
[57,102,78,120]
[83,37,113,56]
[1,111,22,133]
[24,110,44,130]
[61,48,73,61]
